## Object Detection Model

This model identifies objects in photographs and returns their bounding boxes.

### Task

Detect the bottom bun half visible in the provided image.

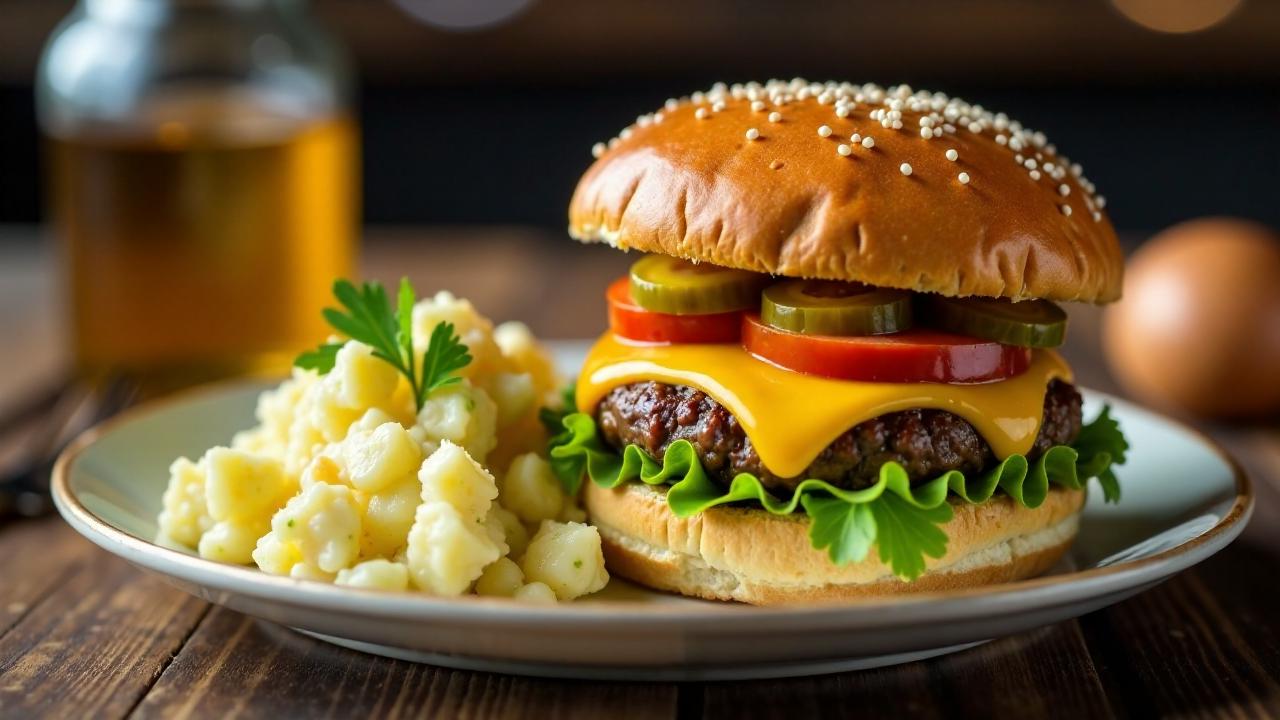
[583,482,1085,605]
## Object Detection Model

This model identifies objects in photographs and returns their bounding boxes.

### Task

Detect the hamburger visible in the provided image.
[547,79,1129,604]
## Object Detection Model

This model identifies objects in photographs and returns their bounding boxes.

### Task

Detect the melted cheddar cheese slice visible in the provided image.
[576,333,1072,479]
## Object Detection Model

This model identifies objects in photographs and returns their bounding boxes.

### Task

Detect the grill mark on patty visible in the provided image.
[595,379,1083,494]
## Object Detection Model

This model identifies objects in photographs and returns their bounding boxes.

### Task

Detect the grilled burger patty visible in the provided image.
[595,379,1083,494]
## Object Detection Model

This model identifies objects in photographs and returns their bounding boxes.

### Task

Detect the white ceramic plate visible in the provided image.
[52,342,1252,680]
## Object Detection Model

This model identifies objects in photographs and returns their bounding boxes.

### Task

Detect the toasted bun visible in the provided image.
[584,482,1084,605]
[569,80,1122,303]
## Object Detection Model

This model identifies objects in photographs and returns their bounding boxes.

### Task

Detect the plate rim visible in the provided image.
[52,377,1254,630]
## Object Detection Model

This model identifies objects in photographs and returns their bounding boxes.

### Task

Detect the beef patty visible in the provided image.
[595,379,1082,493]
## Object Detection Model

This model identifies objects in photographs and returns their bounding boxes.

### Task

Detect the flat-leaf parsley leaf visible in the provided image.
[295,278,472,411]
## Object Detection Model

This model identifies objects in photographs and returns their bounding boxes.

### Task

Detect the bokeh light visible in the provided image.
[392,0,535,31]
[1111,0,1243,33]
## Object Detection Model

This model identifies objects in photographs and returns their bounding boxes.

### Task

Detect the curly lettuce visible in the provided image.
[545,400,1128,581]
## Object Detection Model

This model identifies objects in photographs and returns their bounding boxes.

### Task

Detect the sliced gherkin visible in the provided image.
[628,255,767,315]
[922,295,1067,348]
[761,280,913,336]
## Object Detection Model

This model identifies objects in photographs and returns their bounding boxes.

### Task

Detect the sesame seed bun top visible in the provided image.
[568,80,1124,304]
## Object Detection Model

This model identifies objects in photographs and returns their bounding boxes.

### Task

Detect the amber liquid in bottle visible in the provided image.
[47,94,358,385]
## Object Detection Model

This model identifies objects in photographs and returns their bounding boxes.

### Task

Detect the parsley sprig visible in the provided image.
[295,278,472,411]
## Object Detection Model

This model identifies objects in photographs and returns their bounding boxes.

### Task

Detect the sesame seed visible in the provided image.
[958,172,971,184]
[1092,210,1102,221]
[769,159,784,170]
[1096,195,1107,208]
[1061,204,1073,216]
[837,143,851,156]
[818,125,833,137]
[900,163,913,176]
[745,128,760,141]
[614,80,1105,215]
[591,142,605,158]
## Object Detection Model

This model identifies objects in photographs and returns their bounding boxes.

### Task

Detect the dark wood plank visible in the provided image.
[1079,557,1280,719]
[699,654,942,720]
[132,605,678,720]
[928,621,1115,719]
[698,620,1112,720]
[0,530,209,719]
[0,518,95,638]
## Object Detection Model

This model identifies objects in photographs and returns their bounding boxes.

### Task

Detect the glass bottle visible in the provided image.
[37,0,359,386]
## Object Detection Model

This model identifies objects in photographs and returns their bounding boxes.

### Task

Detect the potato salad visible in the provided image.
[157,284,608,602]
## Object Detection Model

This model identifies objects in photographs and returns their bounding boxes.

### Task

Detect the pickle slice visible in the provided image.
[761,280,913,335]
[922,295,1067,348]
[628,255,767,315]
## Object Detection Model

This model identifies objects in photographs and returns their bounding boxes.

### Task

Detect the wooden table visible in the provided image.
[1,227,1278,719]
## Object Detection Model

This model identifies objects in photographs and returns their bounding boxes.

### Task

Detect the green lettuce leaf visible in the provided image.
[1069,405,1127,503]
[548,405,1128,581]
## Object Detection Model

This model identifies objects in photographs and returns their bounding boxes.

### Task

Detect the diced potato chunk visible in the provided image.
[513,582,558,604]
[418,440,498,521]
[406,502,502,595]
[520,521,609,600]
[501,453,564,524]
[336,559,411,591]
[475,557,525,597]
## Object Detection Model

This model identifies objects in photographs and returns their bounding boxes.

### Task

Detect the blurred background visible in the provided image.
[1,0,1278,232]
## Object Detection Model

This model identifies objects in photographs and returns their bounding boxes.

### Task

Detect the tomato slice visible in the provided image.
[742,314,1031,383]
[607,277,742,344]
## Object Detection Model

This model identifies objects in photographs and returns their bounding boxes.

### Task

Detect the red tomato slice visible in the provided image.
[607,278,742,344]
[742,314,1031,383]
